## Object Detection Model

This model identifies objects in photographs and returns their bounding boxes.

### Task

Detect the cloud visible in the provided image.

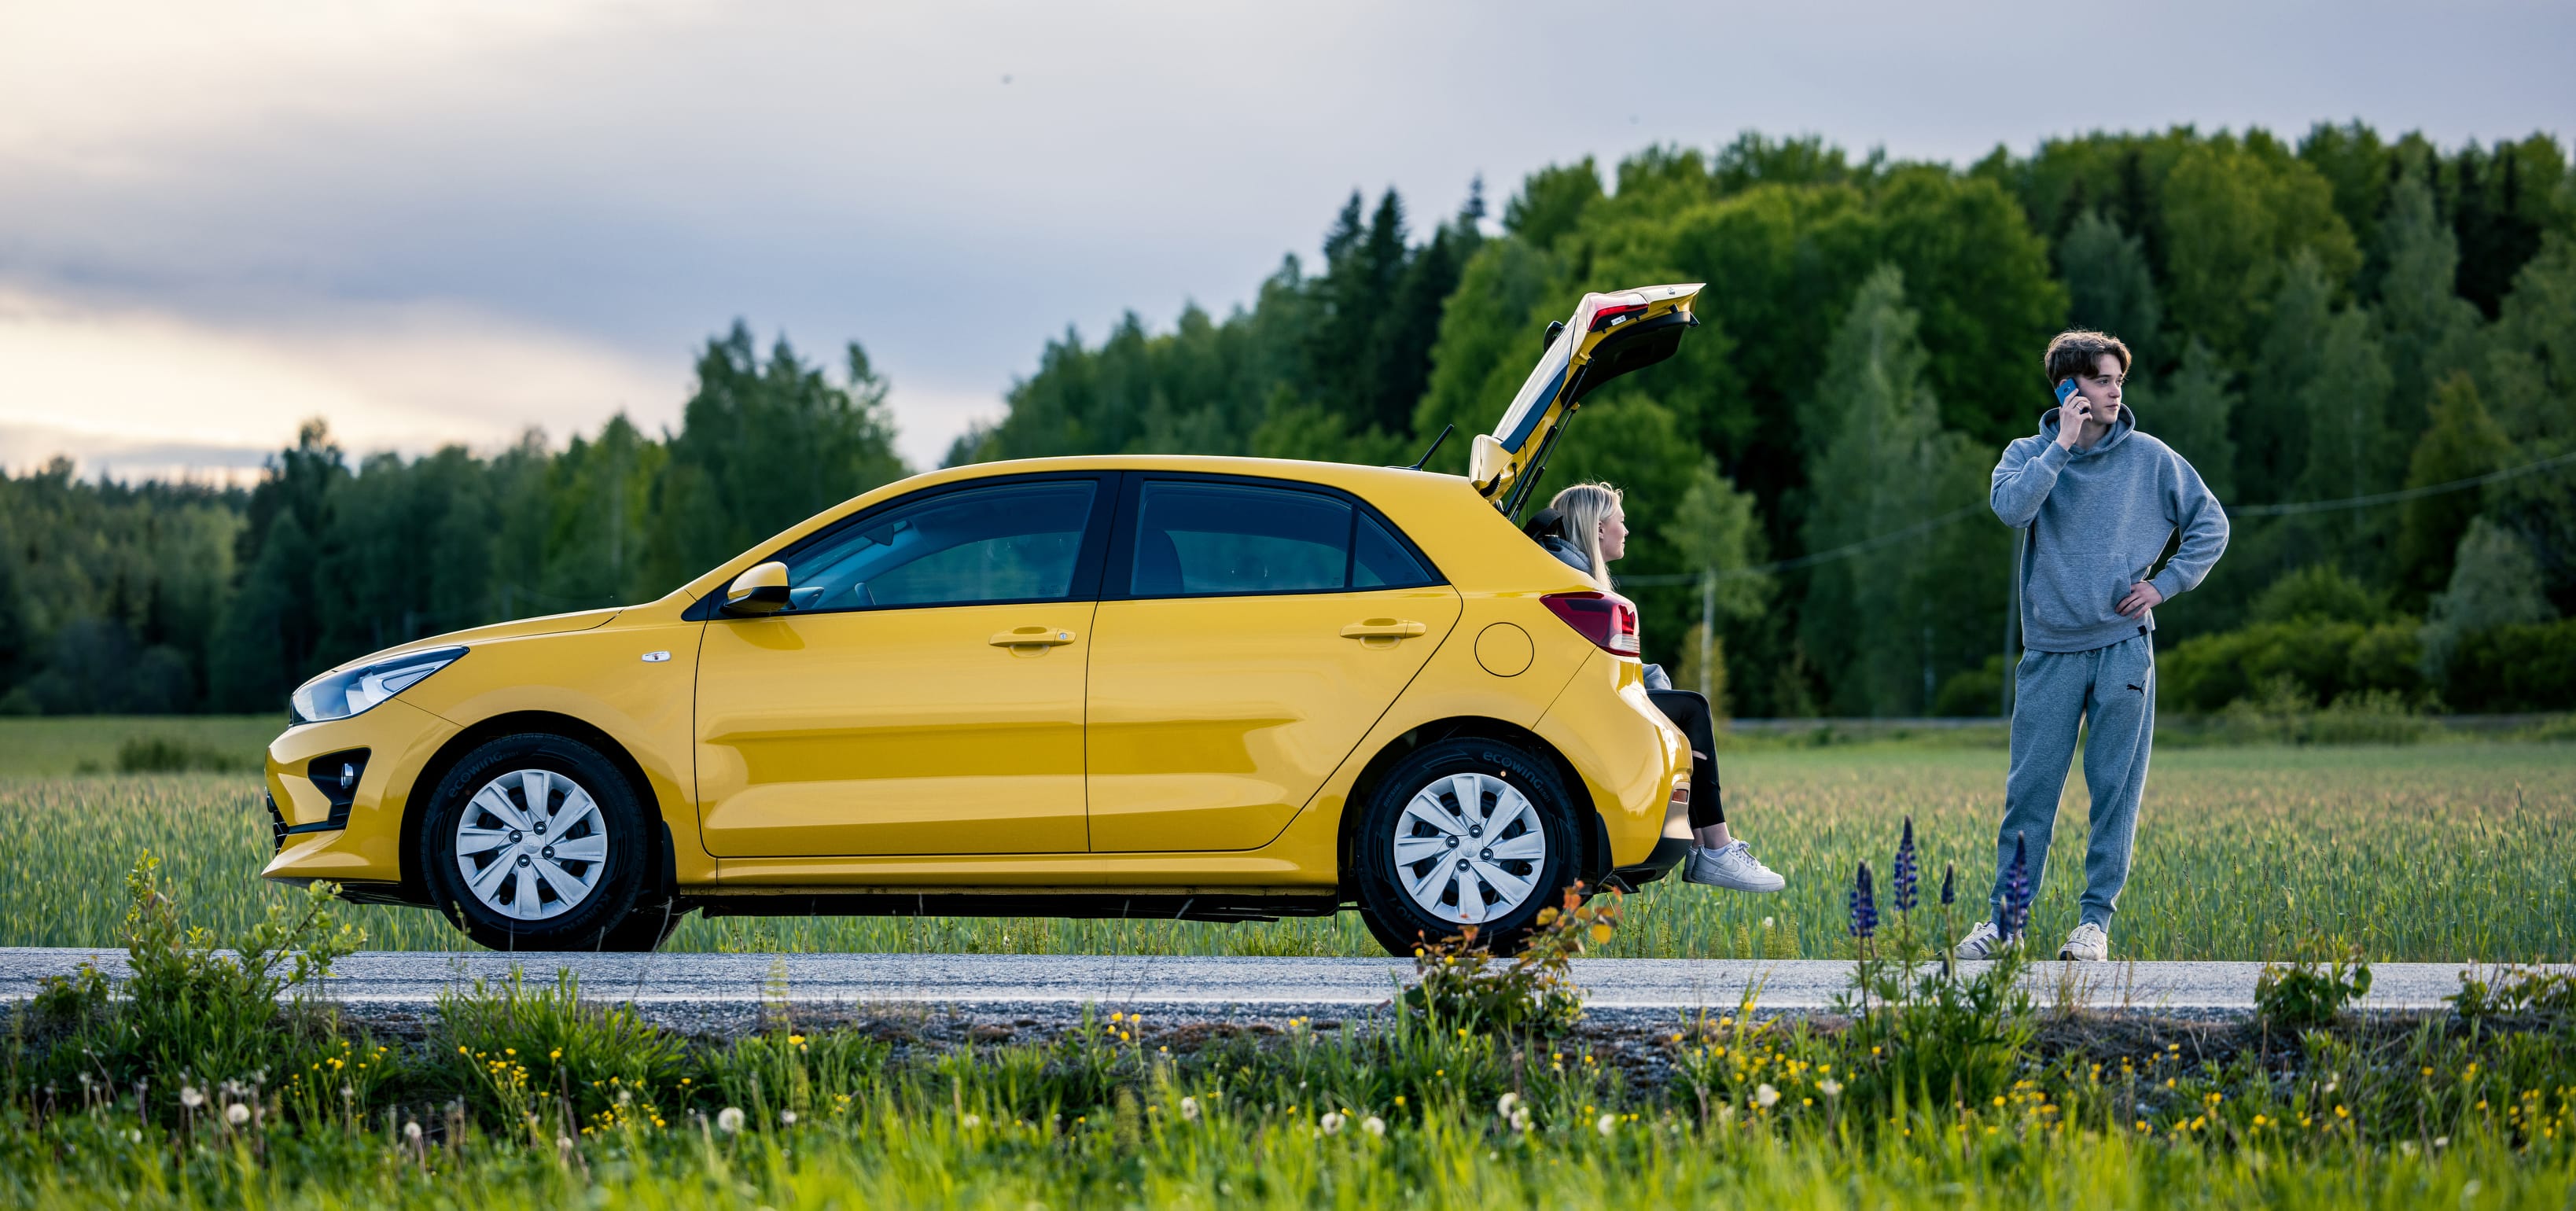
[0,285,677,475]
[1,2,2567,480]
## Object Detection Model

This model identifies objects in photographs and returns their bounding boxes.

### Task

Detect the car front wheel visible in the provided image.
[1353,736,1580,958]
[421,733,655,951]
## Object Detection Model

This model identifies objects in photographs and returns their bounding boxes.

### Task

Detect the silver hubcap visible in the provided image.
[453,768,607,921]
[1390,771,1547,924]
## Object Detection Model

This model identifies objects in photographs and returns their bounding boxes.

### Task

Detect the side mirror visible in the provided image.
[1541,319,1564,351]
[723,561,792,615]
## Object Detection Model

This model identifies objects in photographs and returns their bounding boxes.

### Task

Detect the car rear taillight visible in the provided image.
[1588,300,1646,331]
[1542,591,1640,657]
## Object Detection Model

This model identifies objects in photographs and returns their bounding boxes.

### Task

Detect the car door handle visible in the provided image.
[1340,618,1427,640]
[990,627,1078,648]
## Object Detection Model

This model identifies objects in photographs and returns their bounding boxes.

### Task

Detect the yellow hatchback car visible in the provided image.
[263,284,1706,955]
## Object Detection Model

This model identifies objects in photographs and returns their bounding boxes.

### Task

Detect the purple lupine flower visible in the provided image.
[1847,860,1879,940]
[1941,861,1956,907]
[2001,832,2033,938]
[1892,815,1919,913]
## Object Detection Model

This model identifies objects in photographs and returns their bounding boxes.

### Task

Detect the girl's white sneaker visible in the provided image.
[2059,922,2110,962]
[1682,842,1785,893]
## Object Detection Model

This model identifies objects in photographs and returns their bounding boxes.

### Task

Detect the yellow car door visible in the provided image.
[694,476,1113,857]
[1085,475,1461,852]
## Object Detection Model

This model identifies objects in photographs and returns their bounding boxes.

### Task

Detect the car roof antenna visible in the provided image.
[1403,423,1453,472]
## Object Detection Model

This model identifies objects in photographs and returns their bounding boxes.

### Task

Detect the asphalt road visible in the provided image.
[1,948,2545,1031]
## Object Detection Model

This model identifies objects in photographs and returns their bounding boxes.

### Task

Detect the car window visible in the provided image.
[1130,480,1433,598]
[1352,513,1433,587]
[782,480,1096,611]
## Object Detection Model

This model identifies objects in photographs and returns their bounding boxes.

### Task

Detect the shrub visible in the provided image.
[2248,564,2389,626]
[1930,654,2004,717]
[2442,618,2576,711]
[116,736,254,774]
[1400,885,1617,1036]
[23,853,371,1115]
[2161,620,2425,712]
[2215,678,2434,745]
[2451,965,2576,1022]
[436,970,695,1128]
[2254,944,2372,1030]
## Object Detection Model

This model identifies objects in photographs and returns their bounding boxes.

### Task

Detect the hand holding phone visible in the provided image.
[2054,378,2088,447]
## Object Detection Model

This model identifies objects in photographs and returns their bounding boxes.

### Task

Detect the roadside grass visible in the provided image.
[2,727,2566,960]
[6,867,2574,1209]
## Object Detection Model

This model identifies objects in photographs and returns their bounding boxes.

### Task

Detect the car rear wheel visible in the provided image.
[421,733,654,952]
[1353,736,1579,958]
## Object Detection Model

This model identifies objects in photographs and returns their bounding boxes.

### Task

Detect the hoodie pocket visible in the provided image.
[2028,552,2128,635]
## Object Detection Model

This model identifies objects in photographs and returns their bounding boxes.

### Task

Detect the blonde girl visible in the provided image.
[1535,482,1785,893]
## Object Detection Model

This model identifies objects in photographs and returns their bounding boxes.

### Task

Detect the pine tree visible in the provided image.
[2421,517,2558,680]
[2058,208,2162,367]
[208,510,315,712]
[1500,159,1602,249]
[1799,266,1983,716]
[2294,305,2398,504]
[2241,251,2335,502]
[2132,337,2238,499]
[2394,375,2512,605]
[650,326,906,589]
[2374,174,2482,439]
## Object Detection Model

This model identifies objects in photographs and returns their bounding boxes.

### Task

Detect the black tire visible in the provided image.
[420,733,653,952]
[1352,736,1581,959]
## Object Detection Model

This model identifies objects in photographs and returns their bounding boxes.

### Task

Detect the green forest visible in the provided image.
[6,122,2572,719]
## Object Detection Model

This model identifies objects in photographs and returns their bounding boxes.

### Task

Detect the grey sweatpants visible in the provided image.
[1988,632,2155,933]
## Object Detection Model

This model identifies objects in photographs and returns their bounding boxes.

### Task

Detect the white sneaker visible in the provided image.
[1682,841,1785,893]
[1954,918,2012,959]
[2058,922,2110,962]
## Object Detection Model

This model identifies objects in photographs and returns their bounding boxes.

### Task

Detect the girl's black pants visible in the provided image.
[1646,689,1724,828]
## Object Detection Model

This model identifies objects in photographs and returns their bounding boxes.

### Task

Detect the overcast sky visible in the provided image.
[4,2,2569,481]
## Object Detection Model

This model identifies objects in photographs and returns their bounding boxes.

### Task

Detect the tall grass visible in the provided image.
[6,855,2574,1209]
[2,742,2567,959]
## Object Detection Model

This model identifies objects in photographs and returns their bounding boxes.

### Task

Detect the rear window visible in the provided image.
[1130,480,1434,598]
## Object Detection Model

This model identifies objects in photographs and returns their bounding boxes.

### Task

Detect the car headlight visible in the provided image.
[290,646,467,725]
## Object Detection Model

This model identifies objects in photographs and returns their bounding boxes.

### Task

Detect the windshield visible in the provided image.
[1489,332,1571,454]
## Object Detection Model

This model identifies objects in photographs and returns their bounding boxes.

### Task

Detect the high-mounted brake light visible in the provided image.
[1542,591,1641,657]
[1587,301,1647,332]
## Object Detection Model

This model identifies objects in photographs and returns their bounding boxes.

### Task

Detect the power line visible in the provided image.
[1614,446,2576,587]
[2229,447,2576,516]
[1619,504,1987,587]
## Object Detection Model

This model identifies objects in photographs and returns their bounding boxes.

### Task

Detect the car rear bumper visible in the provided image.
[1612,834,1691,889]
[1533,650,1690,874]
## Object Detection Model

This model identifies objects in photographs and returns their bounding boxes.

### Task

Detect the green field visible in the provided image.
[6,716,2576,1208]
[4,716,2568,960]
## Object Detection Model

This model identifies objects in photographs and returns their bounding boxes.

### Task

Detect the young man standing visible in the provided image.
[1956,330,2229,962]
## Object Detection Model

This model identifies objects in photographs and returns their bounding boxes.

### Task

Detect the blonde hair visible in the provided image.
[1548,481,1624,587]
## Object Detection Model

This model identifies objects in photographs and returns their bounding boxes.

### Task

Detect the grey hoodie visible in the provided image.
[1991,407,2230,653]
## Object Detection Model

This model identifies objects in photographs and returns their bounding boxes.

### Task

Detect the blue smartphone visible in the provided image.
[2055,377,2081,409]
